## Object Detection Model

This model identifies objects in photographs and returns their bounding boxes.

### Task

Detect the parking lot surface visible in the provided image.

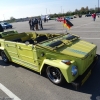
[0,17,100,100]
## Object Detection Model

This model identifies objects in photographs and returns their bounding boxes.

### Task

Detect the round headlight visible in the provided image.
[71,65,78,76]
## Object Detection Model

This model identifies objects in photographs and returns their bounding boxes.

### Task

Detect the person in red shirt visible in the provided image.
[92,13,96,21]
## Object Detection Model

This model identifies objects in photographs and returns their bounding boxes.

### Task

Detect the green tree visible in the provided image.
[85,6,89,14]
[10,17,16,22]
[75,9,79,14]
[80,7,85,14]
[89,8,95,14]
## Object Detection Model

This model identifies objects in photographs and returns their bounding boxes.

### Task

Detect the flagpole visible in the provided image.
[63,23,68,34]
[63,17,67,34]
[63,18,73,34]
[61,19,65,34]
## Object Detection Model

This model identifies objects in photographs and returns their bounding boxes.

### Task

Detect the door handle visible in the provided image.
[18,46,21,49]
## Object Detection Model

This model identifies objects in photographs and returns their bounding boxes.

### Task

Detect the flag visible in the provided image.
[63,19,73,30]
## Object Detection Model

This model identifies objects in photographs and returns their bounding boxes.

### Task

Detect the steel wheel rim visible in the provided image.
[47,67,61,83]
[1,52,7,62]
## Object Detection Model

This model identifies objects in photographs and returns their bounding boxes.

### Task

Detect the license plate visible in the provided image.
[81,70,91,86]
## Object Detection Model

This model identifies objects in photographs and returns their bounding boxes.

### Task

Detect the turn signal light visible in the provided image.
[61,60,71,65]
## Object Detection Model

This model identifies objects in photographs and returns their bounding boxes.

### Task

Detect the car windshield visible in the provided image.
[4,23,8,25]
[0,23,4,25]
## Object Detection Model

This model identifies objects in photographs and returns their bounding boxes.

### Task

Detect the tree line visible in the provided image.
[50,6,100,18]
[5,6,100,23]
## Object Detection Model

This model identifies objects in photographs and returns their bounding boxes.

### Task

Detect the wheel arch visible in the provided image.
[0,49,11,61]
[0,48,4,56]
[40,59,69,82]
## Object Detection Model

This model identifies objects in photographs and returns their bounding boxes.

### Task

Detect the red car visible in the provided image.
[56,17,64,22]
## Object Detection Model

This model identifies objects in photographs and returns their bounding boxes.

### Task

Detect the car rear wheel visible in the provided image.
[46,66,65,85]
[1,51,9,63]
[10,26,12,28]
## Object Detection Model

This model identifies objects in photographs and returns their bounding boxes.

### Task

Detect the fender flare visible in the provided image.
[40,59,70,82]
[0,49,11,61]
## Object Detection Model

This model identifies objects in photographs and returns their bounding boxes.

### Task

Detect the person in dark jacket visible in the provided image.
[34,18,38,30]
[31,18,35,30]
[32,18,38,30]
[0,24,4,32]
[38,18,43,30]
[29,18,32,30]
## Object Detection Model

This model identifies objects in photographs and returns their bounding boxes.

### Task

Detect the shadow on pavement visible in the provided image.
[0,55,100,100]
[61,54,100,100]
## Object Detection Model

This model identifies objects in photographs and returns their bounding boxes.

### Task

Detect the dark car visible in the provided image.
[78,15,82,18]
[0,22,13,29]
[66,16,73,19]
[85,14,91,17]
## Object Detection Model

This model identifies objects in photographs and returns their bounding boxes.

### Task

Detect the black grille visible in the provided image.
[49,41,63,47]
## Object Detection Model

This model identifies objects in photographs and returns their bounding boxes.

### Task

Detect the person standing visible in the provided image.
[29,18,32,30]
[92,13,96,21]
[35,18,38,30]
[46,18,48,22]
[44,18,46,23]
[32,18,35,30]
[33,18,38,30]
[38,18,43,30]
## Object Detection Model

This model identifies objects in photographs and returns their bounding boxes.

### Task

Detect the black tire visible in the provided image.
[46,66,65,85]
[4,27,6,30]
[1,51,9,63]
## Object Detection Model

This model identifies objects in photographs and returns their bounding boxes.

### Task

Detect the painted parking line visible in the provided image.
[69,31,100,32]
[72,22,94,29]
[72,27,100,28]
[0,83,21,100]
[93,23,100,25]
[80,37,100,39]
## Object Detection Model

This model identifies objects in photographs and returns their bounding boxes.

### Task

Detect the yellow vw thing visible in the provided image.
[0,30,98,89]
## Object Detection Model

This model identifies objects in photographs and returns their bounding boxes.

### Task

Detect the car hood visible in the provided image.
[58,40,96,58]
[40,34,96,59]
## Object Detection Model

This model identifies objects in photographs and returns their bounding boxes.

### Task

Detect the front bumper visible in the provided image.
[71,55,99,90]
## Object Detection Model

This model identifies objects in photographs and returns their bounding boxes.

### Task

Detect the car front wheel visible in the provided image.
[46,66,65,85]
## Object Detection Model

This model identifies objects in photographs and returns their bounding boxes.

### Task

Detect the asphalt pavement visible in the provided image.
[0,16,100,100]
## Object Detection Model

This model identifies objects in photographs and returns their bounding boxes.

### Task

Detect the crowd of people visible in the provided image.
[29,17,43,31]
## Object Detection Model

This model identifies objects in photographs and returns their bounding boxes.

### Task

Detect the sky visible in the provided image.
[0,0,99,21]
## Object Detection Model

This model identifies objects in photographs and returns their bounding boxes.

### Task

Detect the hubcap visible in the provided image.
[47,67,61,83]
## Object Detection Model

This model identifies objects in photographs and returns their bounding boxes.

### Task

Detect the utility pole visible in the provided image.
[46,8,47,15]
[63,9,64,14]
[98,0,99,13]
[61,6,62,14]
[3,14,5,21]
[49,10,51,15]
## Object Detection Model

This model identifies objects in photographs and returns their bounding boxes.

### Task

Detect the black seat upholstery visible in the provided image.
[12,38,22,42]
[35,35,48,43]
[24,39,34,44]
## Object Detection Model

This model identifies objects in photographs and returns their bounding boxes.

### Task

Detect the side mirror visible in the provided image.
[25,41,30,45]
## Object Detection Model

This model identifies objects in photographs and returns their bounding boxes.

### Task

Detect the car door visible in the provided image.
[17,43,39,71]
[4,41,19,61]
